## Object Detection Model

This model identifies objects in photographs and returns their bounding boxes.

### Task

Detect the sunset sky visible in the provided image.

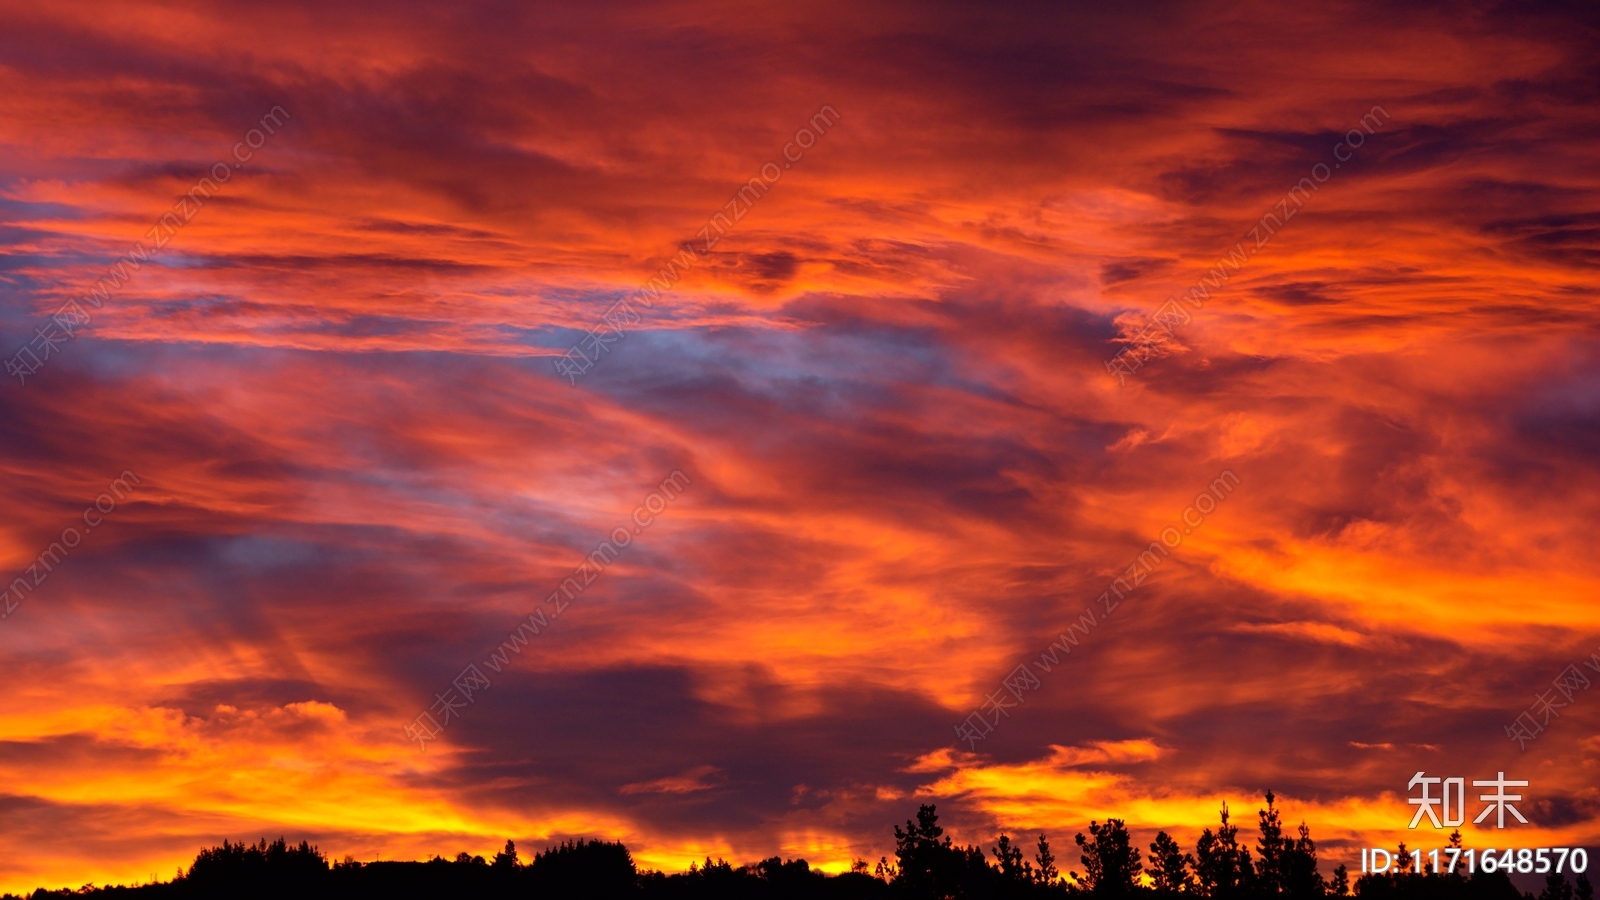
[2,0,1598,893]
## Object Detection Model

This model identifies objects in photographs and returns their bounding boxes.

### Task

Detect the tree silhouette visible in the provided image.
[994,833,1032,883]
[1195,802,1253,899]
[4,794,1584,900]
[893,803,955,897]
[1279,822,1322,896]
[1255,791,1289,895]
[182,837,328,898]
[1149,831,1195,896]
[1035,834,1060,888]
[1329,864,1350,898]
[1542,873,1575,900]
[530,838,637,898]
[1073,819,1143,897]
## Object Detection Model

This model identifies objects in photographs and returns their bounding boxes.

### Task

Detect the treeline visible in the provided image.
[5,792,1591,899]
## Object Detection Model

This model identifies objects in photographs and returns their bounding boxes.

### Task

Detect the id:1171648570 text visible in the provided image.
[1362,847,1589,875]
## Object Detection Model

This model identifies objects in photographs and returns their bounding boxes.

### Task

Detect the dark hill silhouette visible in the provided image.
[3,794,1586,900]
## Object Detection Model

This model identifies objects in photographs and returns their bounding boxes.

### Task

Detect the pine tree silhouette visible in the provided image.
[1073,819,1143,896]
[1149,830,1195,896]
[1196,802,1254,899]
[1035,833,1060,888]
[7,797,1582,900]
[993,833,1031,883]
